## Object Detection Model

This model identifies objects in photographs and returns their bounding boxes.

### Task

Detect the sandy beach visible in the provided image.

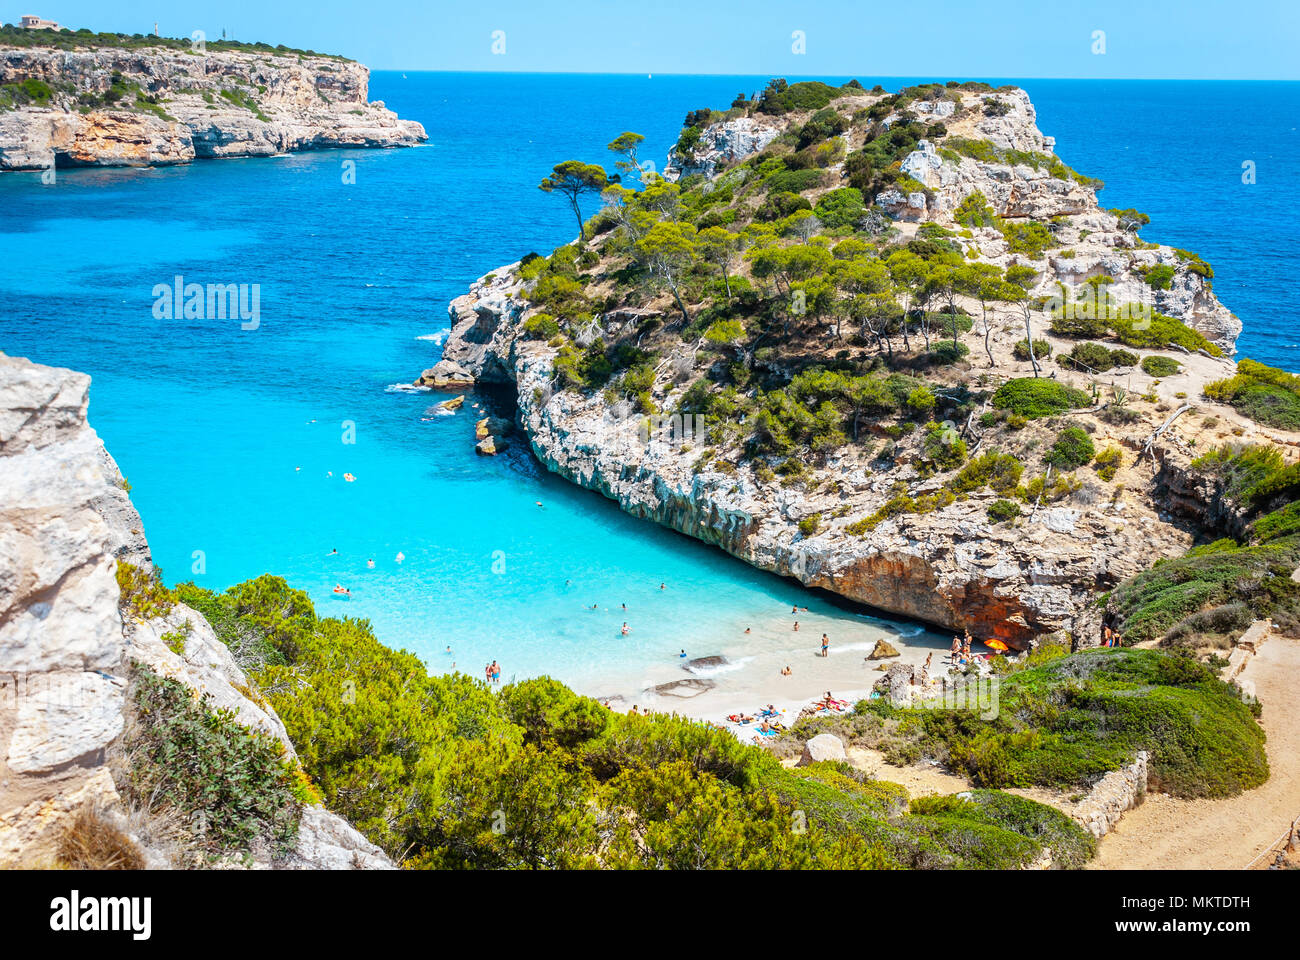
[584,603,956,738]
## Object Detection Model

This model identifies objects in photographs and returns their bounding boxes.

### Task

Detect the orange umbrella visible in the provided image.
[984,639,1009,652]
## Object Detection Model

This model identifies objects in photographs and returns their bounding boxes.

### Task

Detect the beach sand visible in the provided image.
[585,605,958,741]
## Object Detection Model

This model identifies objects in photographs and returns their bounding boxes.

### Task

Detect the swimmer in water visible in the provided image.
[590,603,599,610]
[793,621,800,632]
[621,622,630,636]
[536,501,544,508]
[329,548,338,556]
[744,627,751,634]
[679,649,686,658]
[659,582,665,590]
[395,551,405,564]
[366,558,375,568]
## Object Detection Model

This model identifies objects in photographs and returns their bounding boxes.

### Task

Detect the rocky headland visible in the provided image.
[0,34,424,171]
[417,80,1292,649]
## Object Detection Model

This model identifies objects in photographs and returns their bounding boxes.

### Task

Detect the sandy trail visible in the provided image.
[1090,634,1300,869]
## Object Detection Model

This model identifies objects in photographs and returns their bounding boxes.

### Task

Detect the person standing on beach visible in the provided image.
[820,634,829,658]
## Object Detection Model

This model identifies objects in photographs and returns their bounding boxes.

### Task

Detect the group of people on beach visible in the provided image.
[1103,625,1125,648]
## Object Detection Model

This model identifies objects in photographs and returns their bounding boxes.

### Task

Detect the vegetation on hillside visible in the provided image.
[0,23,347,59]
[1205,358,1300,431]
[159,574,1093,869]
[1108,440,1300,650]
[780,646,1266,799]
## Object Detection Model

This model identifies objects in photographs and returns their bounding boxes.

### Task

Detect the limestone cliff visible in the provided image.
[0,352,391,869]
[422,83,1261,649]
[0,42,425,171]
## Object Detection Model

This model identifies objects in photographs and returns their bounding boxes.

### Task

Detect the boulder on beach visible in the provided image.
[650,678,714,698]
[868,638,901,660]
[683,655,728,673]
[796,733,847,767]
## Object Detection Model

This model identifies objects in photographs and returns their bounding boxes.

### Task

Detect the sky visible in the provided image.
[9,0,1298,79]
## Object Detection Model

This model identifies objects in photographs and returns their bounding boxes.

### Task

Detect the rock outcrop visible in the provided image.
[0,43,425,171]
[663,116,781,181]
[0,352,391,869]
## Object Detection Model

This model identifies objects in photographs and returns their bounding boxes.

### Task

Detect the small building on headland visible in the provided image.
[19,14,62,30]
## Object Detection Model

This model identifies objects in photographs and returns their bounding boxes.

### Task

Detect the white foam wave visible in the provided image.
[416,328,451,345]
[385,382,429,393]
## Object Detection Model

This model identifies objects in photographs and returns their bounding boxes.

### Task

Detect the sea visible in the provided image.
[1,74,1295,709]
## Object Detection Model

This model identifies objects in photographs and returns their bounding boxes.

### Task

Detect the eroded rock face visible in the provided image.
[0,45,426,171]
[663,117,781,181]
[0,352,392,869]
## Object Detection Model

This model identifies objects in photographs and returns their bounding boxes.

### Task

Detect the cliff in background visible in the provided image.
[0,352,392,868]
[421,82,1285,648]
[0,41,425,170]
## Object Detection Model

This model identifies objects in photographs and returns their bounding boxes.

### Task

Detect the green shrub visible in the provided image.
[987,499,1021,523]
[766,167,825,194]
[1254,501,1300,543]
[1013,339,1052,361]
[1141,355,1182,378]
[992,379,1091,418]
[120,661,302,860]
[951,450,1023,494]
[522,313,560,340]
[1142,264,1176,290]
[1045,427,1095,470]
[116,561,175,620]
[1093,446,1123,481]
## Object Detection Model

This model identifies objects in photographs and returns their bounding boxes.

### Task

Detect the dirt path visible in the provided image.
[1090,634,1300,869]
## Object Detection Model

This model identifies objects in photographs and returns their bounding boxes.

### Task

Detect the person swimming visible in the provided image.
[329,548,338,556]
[679,649,686,658]
[659,582,665,590]
[621,622,630,635]
[366,558,375,568]
[395,551,405,564]
[744,627,751,634]
[780,665,792,676]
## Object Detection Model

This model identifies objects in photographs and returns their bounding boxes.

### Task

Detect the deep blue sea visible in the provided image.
[2,75,1296,704]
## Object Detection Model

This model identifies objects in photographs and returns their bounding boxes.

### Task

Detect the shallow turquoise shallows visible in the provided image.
[1,74,1295,700]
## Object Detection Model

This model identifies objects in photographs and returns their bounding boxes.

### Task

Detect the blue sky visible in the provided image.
[11,0,1298,79]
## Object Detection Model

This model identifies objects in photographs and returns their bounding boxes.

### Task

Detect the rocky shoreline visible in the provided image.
[416,84,1258,649]
[0,43,425,170]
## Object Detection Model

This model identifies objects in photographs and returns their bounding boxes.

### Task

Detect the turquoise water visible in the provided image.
[1,75,1295,701]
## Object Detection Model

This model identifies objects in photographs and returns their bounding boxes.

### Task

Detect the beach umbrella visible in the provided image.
[984,639,1009,652]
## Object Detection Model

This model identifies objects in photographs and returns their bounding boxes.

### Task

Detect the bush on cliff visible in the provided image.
[117,661,303,862]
